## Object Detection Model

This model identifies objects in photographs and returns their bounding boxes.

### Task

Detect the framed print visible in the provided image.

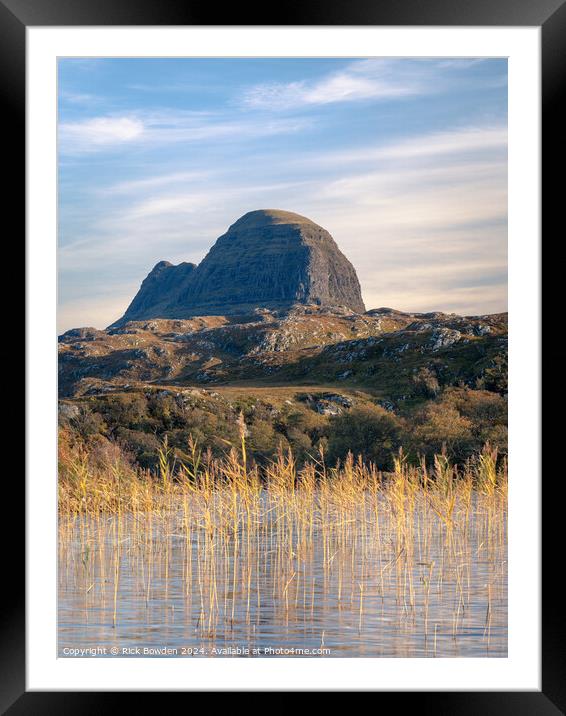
[7,0,561,707]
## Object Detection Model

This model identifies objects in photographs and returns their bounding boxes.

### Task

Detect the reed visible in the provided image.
[58,430,507,656]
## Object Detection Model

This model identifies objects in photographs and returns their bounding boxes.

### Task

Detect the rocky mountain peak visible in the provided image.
[228,209,320,231]
[111,210,365,327]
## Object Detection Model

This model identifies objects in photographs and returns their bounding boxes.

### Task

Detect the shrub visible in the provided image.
[115,428,162,469]
[248,419,279,459]
[326,403,403,470]
[70,406,107,439]
[410,387,507,462]
[411,404,473,461]
[478,353,508,394]
[412,366,440,398]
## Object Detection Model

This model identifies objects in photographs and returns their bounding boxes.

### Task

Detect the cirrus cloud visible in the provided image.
[242,63,420,110]
[59,116,144,151]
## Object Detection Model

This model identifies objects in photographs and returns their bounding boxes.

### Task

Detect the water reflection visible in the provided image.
[59,494,506,658]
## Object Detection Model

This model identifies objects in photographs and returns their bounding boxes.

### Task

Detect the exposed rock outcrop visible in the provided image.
[58,308,507,398]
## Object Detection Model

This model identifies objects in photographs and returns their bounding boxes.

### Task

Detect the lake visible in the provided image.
[58,488,507,658]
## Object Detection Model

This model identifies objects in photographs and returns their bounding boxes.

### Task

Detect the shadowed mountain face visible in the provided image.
[121,261,197,322]
[111,210,365,327]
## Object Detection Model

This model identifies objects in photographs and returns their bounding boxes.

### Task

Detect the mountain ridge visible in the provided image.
[59,304,507,400]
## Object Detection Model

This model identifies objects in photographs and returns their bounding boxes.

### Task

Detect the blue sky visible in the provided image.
[58,58,507,332]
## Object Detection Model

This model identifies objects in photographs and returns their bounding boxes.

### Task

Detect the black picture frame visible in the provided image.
[7,0,561,708]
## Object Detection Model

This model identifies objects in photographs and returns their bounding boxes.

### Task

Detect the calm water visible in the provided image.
[58,495,507,658]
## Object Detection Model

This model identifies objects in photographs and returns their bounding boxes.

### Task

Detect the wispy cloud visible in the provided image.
[101,171,212,196]
[315,125,507,166]
[60,90,102,106]
[59,116,145,152]
[242,60,421,110]
[59,110,310,155]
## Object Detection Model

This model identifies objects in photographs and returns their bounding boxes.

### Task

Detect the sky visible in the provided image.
[58,58,507,333]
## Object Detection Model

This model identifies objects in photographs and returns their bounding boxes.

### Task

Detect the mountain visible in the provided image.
[118,261,197,323]
[59,205,508,466]
[111,209,365,327]
[59,208,507,449]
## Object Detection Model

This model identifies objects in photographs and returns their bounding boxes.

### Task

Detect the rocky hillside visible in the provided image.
[59,305,507,404]
[111,209,365,326]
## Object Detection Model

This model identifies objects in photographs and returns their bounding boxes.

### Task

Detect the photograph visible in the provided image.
[56,56,508,659]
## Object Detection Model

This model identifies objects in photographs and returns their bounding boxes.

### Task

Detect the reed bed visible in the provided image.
[58,433,507,657]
